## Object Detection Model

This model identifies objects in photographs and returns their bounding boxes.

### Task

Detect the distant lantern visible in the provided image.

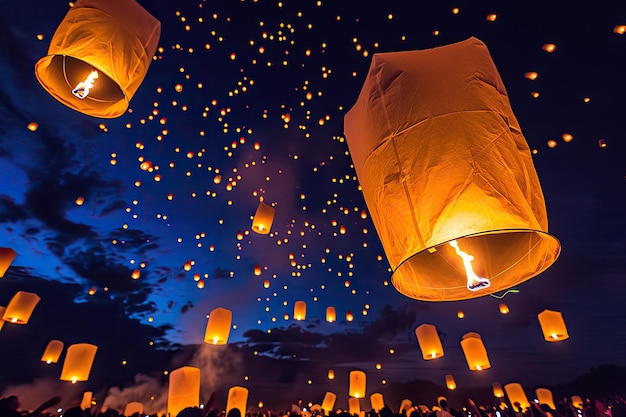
[3,291,41,324]
[457,311,465,319]
[499,303,510,314]
[349,398,361,415]
[535,388,556,410]
[294,301,306,320]
[571,396,583,409]
[542,43,556,53]
[614,25,626,35]
[344,37,560,302]
[34,0,161,118]
[486,14,497,21]
[445,375,456,390]
[254,264,262,276]
[399,399,412,414]
[226,386,249,417]
[326,306,337,322]
[349,370,366,398]
[524,72,539,80]
[60,343,98,383]
[80,392,93,410]
[537,309,569,342]
[492,383,504,398]
[131,269,141,279]
[124,402,144,416]
[369,393,384,412]
[41,340,64,364]
[460,332,491,370]
[327,369,335,380]
[415,323,444,360]
[168,366,200,417]
[263,280,270,289]
[346,310,354,322]
[0,247,17,278]
[504,383,530,411]
[0,307,5,332]
[251,202,275,234]
[204,307,232,345]
[28,122,39,132]
[322,392,337,415]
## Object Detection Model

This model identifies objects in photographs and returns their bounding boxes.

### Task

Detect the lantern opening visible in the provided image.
[10,318,17,323]
[72,70,99,99]
[449,239,491,291]
[47,360,52,364]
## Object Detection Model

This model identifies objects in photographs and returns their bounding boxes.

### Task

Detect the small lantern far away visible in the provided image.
[124,402,144,416]
[327,369,335,380]
[349,398,361,415]
[370,393,384,413]
[34,0,161,118]
[168,366,200,417]
[445,375,456,390]
[505,383,530,411]
[344,37,560,301]
[460,332,491,371]
[80,392,93,410]
[0,248,17,278]
[60,343,98,383]
[415,323,444,360]
[3,291,41,324]
[535,388,556,410]
[42,340,64,364]
[251,202,275,234]
[294,301,306,321]
[499,303,510,314]
[537,309,569,342]
[571,396,583,409]
[326,306,337,322]
[492,383,504,398]
[226,386,249,417]
[349,370,366,398]
[204,307,232,345]
[321,392,337,415]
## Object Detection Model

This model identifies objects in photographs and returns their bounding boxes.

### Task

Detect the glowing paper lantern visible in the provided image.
[326,307,337,322]
[346,310,354,322]
[80,392,93,410]
[349,398,361,415]
[294,301,306,320]
[504,383,530,411]
[571,396,583,409]
[499,303,510,314]
[370,393,384,413]
[226,386,249,417]
[251,202,275,234]
[327,369,335,380]
[535,388,556,410]
[34,0,161,118]
[168,366,200,417]
[204,307,232,345]
[0,248,17,277]
[538,309,569,341]
[60,343,98,382]
[322,392,337,414]
[3,291,41,324]
[344,37,560,301]
[460,332,490,370]
[349,370,366,398]
[445,375,456,390]
[492,383,504,398]
[41,340,64,364]
[415,323,444,360]
[253,264,262,276]
[0,307,5,331]
[124,402,144,416]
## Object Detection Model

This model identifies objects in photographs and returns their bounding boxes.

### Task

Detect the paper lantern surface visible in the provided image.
[80,391,93,410]
[369,393,384,413]
[504,383,530,411]
[460,332,490,370]
[344,37,560,301]
[251,202,275,234]
[326,306,337,322]
[0,307,5,332]
[445,375,456,390]
[537,309,569,341]
[124,402,144,416]
[204,307,232,345]
[226,386,249,417]
[3,291,41,324]
[34,0,160,118]
[168,366,200,417]
[399,399,412,414]
[492,383,504,398]
[0,248,17,277]
[535,388,556,410]
[41,340,64,364]
[571,396,584,409]
[415,323,444,360]
[349,370,366,398]
[294,301,306,321]
[349,398,361,415]
[321,392,337,414]
[60,343,98,382]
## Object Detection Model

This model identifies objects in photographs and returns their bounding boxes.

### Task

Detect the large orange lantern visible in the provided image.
[251,202,275,234]
[294,301,306,321]
[326,306,337,322]
[34,0,161,118]
[369,393,384,412]
[415,323,444,360]
[571,396,583,409]
[344,37,560,301]
[124,402,144,416]
[492,383,504,398]
[204,307,232,345]
[226,386,249,417]
[445,375,456,390]
[0,248,17,277]
[168,366,200,417]
[349,398,361,415]
[349,370,366,398]
[535,388,556,410]
[537,309,569,342]
[460,332,490,370]
[321,392,337,415]
[60,343,98,382]
[41,340,64,364]
[3,291,41,324]
[504,383,530,411]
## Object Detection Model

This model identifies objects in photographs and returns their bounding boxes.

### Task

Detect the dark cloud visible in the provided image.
[0,195,27,223]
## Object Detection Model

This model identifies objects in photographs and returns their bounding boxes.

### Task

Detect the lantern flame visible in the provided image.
[72,70,98,99]
[449,240,491,291]
[46,360,52,364]
[213,336,219,345]
[11,318,17,323]
[476,365,482,371]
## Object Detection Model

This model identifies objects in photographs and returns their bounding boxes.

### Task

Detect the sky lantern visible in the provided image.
[327,369,335,380]
[349,398,361,415]
[460,332,491,370]
[349,370,366,398]
[346,310,354,322]
[492,383,504,398]
[263,280,270,289]
[457,311,465,319]
[27,122,39,132]
[571,396,583,409]
[226,386,249,417]
[251,202,275,234]
[254,264,262,276]
[204,307,232,345]
[344,37,560,301]
[321,392,336,415]
[168,366,200,417]
[123,402,144,416]
[504,383,530,411]
[0,307,4,332]
[614,25,626,35]
[445,375,456,390]
[535,388,556,410]
[2,291,41,324]
[326,306,336,322]
[538,309,569,342]
[399,399,412,414]
[41,340,64,364]
[80,392,93,410]
[415,323,444,360]
[294,301,306,320]
[0,247,17,278]
[542,43,557,52]
[60,343,98,383]
[34,0,161,118]
[499,303,510,314]
[369,393,384,412]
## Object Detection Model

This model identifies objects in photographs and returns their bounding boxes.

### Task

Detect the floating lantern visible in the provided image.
[204,307,232,345]
[445,375,456,390]
[251,202,275,234]
[499,303,510,314]
[326,307,337,322]
[263,280,270,289]
[41,340,64,364]
[369,393,384,413]
[344,37,560,301]
[415,323,444,360]
[3,291,41,324]
[349,398,361,415]
[542,43,557,53]
[504,383,530,411]
[80,392,93,410]
[34,0,161,118]
[0,248,17,278]
[346,310,354,322]
[524,72,539,80]
[131,269,140,279]
[457,311,465,319]
[28,122,40,132]
[349,370,366,398]
[0,307,5,331]
[492,383,504,398]
[168,366,200,417]
[254,264,262,276]
[535,388,556,410]
[460,332,490,370]
[571,396,583,409]
[322,392,337,415]
[60,343,98,382]
[537,309,569,341]
[327,369,335,380]
[399,399,413,415]
[614,25,626,35]
[124,402,144,416]
[226,386,249,417]
[294,301,306,320]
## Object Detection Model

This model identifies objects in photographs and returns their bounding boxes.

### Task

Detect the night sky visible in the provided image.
[0,0,625,413]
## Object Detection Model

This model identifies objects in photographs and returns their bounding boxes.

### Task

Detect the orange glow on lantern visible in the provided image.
[504,383,530,411]
[327,369,335,380]
[445,375,456,390]
[499,303,510,314]
[204,307,232,345]
[415,323,444,360]
[535,388,556,410]
[460,332,491,371]
[349,370,366,398]
[226,386,249,417]
[0,247,17,278]
[326,306,337,322]
[254,264,262,276]
[492,383,504,398]
[123,402,144,416]
[251,202,275,234]
[41,340,64,364]
[348,398,361,415]
[168,366,200,417]
[131,269,140,279]
[294,301,306,320]
[60,343,98,382]
[3,291,41,324]
[321,392,337,415]
[538,309,569,342]
[571,396,583,409]
[346,310,354,322]
[369,393,384,412]
[80,392,93,410]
